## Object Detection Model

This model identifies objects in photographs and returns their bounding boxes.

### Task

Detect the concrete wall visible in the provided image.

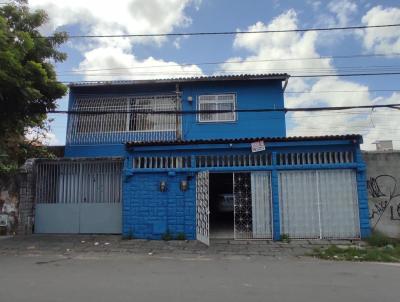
[123,172,196,240]
[364,151,400,238]
[0,174,19,235]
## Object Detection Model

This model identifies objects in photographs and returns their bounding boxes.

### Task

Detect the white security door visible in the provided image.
[279,170,360,239]
[196,171,210,245]
[251,172,273,239]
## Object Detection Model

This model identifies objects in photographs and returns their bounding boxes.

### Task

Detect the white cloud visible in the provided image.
[29,0,196,47]
[307,0,322,12]
[29,0,204,79]
[360,5,400,54]
[328,0,358,26]
[221,9,400,150]
[77,47,203,80]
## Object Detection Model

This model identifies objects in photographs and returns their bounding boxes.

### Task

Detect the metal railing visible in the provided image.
[67,95,180,144]
[35,159,123,204]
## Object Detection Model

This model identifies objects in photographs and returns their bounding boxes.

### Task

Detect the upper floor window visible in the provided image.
[72,95,177,134]
[198,94,236,122]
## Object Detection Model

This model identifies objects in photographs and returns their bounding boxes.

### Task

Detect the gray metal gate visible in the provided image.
[279,170,360,239]
[34,159,123,234]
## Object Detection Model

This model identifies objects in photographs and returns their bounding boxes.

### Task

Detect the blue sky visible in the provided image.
[27,0,400,150]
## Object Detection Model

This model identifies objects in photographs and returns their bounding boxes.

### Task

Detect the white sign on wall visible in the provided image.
[251,140,266,153]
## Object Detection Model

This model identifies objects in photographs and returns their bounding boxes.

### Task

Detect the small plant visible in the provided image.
[162,229,173,241]
[366,231,398,247]
[176,232,186,240]
[280,233,290,242]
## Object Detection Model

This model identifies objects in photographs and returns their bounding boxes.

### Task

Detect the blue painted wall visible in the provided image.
[65,79,285,157]
[122,139,370,240]
[181,80,285,140]
[123,171,196,240]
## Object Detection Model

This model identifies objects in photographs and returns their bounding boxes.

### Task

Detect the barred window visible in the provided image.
[71,95,177,134]
[198,94,236,122]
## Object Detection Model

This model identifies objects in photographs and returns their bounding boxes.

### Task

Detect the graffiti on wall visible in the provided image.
[367,175,400,228]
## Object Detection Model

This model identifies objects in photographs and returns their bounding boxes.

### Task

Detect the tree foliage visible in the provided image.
[0,0,67,173]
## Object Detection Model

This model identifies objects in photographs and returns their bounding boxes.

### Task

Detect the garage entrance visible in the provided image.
[197,171,273,242]
[34,159,123,234]
[279,170,360,239]
[209,173,234,239]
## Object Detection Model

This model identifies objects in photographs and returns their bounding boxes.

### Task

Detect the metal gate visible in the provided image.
[196,171,209,245]
[279,170,360,239]
[233,172,272,239]
[34,159,123,234]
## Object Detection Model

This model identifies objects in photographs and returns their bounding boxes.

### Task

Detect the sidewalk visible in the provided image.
[0,235,364,257]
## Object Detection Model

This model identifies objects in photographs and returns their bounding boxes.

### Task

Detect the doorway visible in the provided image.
[209,173,234,239]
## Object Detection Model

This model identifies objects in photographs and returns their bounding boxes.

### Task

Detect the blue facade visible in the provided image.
[62,75,371,241]
[122,138,371,240]
[65,78,286,157]
[123,171,196,240]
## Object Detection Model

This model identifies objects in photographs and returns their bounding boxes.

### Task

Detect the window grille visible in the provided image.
[198,94,236,122]
[67,95,179,144]
[35,160,123,204]
[133,156,192,169]
[276,151,354,165]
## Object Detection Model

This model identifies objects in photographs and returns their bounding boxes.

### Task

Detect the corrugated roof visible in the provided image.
[69,73,290,87]
[126,134,362,147]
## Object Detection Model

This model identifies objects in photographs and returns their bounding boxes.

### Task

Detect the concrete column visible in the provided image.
[17,159,36,235]
[355,149,371,238]
[271,152,281,241]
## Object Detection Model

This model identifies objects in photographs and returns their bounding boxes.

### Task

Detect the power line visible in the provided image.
[59,71,400,84]
[45,23,400,39]
[57,53,400,73]
[57,65,400,76]
[285,89,400,94]
[40,103,400,115]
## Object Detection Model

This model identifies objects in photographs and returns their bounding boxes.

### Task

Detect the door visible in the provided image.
[34,160,122,234]
[196,171,210,245]
[279,170,360,239]
[233,172,272,239]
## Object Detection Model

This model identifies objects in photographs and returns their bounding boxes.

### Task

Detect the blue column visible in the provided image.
[271,152,281,241]
[355,148,371,238]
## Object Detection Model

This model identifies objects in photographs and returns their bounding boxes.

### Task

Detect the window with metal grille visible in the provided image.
[71,95,177,134]
[198,94,236,122]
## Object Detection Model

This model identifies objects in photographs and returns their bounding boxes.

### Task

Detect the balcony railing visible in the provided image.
[66,94,181,145]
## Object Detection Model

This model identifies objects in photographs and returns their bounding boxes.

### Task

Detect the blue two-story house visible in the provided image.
[33,74,370,243]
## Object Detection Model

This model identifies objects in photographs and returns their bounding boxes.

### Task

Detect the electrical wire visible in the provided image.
[42,23,400,39]
[56,53,400,73]
[36,103,400,115]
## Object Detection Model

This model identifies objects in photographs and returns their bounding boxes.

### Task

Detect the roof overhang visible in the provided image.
[126,135,363,149]
[68,73,290,88]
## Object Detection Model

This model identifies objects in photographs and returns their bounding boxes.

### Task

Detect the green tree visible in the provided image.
[0,0,68,174]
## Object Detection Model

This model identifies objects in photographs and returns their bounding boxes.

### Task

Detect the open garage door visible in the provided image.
[279,170,360,239]
[34,159,123,234]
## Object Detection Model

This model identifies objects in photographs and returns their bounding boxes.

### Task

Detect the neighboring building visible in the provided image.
[30,74,370,243]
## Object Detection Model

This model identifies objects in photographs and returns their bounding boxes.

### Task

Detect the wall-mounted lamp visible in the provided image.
[159,180,167,192]
[180,180,188,192]
[187,96,193,103]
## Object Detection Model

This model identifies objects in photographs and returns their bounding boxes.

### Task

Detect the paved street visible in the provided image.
[0,236,398,302]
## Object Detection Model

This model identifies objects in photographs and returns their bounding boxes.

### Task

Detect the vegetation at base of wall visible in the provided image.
[313,232,400,262]
[365,231,399,247]
[162,230,173,241]
[280,233,290,243]
[176,233,186,240]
